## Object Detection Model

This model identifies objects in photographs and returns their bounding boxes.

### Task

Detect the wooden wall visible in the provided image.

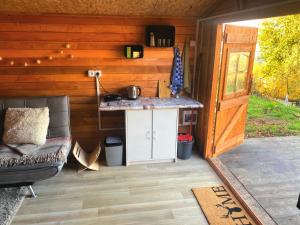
[0,15,196,150]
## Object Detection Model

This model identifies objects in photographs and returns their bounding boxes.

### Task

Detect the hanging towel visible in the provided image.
[170,47,184,95]
[182,38,191,93]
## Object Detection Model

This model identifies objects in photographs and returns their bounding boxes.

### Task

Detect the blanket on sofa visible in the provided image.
[0,137,71,168]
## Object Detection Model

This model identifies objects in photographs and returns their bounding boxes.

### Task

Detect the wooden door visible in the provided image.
[212,25,258,157]
[126,110,152,164]
[152,109,178,160]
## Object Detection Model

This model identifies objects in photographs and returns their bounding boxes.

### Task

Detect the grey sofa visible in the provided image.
[0,96,71,196]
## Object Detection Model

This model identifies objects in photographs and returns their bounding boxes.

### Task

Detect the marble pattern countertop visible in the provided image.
[99,96,203,111]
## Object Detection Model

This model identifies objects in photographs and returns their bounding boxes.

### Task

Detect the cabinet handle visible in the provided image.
[146,131,151,140]
[153,130,156,140]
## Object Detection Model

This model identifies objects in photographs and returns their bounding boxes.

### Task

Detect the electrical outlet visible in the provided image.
[88,70,95,77]
[88,70,102,77]
[95,70,101,77]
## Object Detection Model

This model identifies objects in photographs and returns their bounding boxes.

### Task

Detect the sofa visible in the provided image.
[0,96,71,197]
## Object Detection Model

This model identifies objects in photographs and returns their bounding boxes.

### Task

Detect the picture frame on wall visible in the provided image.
[182,110,197,126]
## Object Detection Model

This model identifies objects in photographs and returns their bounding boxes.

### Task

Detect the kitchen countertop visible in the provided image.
[99,96,203,111]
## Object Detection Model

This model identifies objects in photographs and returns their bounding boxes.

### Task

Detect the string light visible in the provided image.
[7,46,74,67]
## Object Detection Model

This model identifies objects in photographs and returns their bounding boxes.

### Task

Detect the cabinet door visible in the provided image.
[126,110,152,163]
[152,109,178,160]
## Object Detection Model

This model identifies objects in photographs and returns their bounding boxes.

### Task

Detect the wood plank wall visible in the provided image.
[0,15,196,150]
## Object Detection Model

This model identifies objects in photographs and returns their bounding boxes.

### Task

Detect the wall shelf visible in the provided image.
[145,25,175,47]
[124,45,144,59]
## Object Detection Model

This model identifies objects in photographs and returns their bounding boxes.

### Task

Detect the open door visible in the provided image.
[212,25,258,157]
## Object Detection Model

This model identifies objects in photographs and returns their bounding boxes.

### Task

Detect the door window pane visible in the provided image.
[226,53,239,95]
[225,51,250,95]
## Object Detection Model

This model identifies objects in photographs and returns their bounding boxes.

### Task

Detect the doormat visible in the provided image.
[192,186,257,225]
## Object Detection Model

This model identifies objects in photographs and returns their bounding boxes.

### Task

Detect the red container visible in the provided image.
[178,133,193,142]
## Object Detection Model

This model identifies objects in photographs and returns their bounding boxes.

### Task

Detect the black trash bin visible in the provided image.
[105,136,123,166]
[177,139,194,160]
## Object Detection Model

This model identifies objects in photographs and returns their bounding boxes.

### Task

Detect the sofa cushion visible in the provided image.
[3,107,49,145]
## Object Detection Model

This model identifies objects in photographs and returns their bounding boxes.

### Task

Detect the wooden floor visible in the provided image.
[219,136,300,225]
[12,154,221,225]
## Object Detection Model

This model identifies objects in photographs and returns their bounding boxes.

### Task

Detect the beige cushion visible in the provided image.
[3,107,49,145]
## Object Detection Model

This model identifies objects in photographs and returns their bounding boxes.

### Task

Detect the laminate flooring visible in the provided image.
[12,153,221,225]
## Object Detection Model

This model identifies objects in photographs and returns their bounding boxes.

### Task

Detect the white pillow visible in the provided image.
[3,107,49,145]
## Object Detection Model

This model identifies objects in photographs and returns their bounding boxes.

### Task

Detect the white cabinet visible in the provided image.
[152,109,178,160]
[126,109,178,165]
[125,109,178,165]
[126,110,152,162]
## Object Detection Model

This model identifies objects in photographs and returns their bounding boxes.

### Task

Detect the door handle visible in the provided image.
[146,131,151,140]
[153,130,156,140]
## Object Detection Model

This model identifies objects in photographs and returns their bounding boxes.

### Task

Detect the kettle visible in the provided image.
[127,85,141,100]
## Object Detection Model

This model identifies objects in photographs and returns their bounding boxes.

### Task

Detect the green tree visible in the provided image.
[254,14,300,101]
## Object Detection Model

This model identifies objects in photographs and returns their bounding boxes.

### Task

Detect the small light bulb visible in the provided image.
[65,43,71,49]
[10,61,14,66]
[36,59,41,64]
[24,62,28,67]
[69,54,74,59]
[0,57,2,61]
[48,56,53,60]
[60,50,64,54]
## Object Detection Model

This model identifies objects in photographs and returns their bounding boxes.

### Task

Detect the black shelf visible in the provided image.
[145,25,175,47]
[124,45,144,59]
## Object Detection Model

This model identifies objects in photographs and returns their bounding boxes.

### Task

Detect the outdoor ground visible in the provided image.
[218,136,300,225]
[246,95,300,137]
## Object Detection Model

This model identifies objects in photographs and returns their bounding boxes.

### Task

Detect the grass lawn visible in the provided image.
[246,95,300,138]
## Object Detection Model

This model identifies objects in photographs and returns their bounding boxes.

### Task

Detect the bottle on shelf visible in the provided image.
[150,32,155,47]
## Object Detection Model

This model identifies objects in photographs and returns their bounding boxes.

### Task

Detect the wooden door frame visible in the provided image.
[203,24,223,159]
[192,22,223,159]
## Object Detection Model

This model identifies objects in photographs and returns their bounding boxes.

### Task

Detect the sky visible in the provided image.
[226,19,262,28]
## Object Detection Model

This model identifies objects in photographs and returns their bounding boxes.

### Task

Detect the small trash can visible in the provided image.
[105,136,123,166]
[177,134,194,160]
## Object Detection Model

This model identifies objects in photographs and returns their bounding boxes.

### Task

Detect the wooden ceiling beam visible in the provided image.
[200,0,300,22]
